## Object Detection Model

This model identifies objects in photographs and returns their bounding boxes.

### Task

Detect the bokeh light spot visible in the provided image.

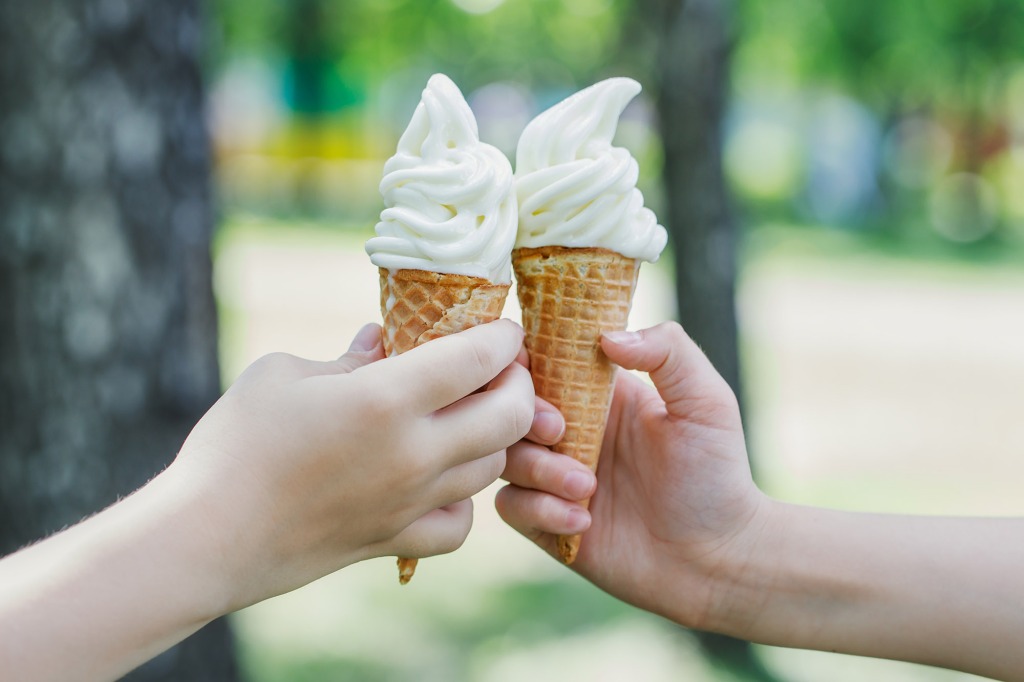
[726,117,802,200]
[450,0,506,15]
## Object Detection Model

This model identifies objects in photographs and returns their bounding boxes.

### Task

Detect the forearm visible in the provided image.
[711,502,1024,680]
[0,465,231,682]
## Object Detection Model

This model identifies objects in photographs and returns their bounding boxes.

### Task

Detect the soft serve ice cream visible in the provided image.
[511,77,667,565]
[365,73,515,585]
[366,73,517,283]
[514,77,667,262]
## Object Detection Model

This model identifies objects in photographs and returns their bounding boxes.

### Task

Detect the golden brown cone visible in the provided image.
[512,246,639,564]
[379,267,510,584]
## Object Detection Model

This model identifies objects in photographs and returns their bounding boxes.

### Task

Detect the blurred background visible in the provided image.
[1,0,1023,680]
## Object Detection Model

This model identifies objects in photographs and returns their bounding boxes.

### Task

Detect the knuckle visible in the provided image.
[510,361,536,391]
[502,442,524,478]
[456,454,503,499]
[661,330,688,371]
[536,491,559,520]
[661,320,686,340]
[661,322,689,354]
[439,509,473,555]
[526,450,548,488]
[485,450,507,483]
[402,449,436,484]
[235,352,307,389]
[248,351,295,375]
[511,396,535,441]
[459,334,498,382]
[358,378,405,417]
[350,396,386,427]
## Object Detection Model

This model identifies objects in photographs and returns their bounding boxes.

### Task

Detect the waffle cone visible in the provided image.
[379,267,510,583]
[512,246,639,564]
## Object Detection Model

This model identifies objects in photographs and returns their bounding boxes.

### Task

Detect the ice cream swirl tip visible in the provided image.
[514,77,667,263]
[366,73,517,283]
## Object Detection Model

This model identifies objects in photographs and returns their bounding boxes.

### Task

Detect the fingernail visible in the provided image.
[563,470,595,499]
[532,410,565,443]
[566,507,591,533]
[348,324,380,352]
[603,330,640,345]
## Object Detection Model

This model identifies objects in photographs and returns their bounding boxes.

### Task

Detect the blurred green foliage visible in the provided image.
[735,0,1023,241]
[208,0,1024,253]
[210,0,630,93]
[737,0,1024,108]
[209,0,1024,116]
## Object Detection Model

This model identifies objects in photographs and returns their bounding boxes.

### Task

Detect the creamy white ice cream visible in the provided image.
[365,73,517,284]
[514,77,667,263]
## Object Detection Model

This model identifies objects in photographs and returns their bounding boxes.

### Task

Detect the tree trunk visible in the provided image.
[631,1,781,680]
[0,1,237,679]
[649,0,742,402]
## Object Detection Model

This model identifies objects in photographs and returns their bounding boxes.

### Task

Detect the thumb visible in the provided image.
[333,323,386,373]
[600,322,728,418]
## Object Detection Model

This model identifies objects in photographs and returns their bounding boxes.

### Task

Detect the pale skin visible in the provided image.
[0,320,541,682]
[500,321,1024,682]
[5,319,1021,682]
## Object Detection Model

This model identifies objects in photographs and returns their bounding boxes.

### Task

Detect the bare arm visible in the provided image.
[0,320,537,682]
[499,322,1024,681]
[719,504,1024,680]
[0,470,229,681]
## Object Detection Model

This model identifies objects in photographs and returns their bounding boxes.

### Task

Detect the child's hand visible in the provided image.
[497,322,768,631]
[173,319,535,610]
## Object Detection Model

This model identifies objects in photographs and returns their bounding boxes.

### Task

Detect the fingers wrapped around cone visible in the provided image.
[380,267,510,582]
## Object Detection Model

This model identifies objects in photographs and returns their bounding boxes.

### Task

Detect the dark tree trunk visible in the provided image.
[0,1,237,679]
[631,1,781,680]
[648,0,742,403]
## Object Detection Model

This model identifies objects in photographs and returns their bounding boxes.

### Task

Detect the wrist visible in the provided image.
[146,462,240,621]
[686,493,787,638]
[698,500,872,647]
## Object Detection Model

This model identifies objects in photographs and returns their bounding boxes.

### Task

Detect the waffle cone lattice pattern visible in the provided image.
[380,268,510,356]
[379,267,509,583]
[512,246,638,564]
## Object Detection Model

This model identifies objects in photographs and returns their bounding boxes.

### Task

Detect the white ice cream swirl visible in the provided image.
[365,73,517,283]
[514,77,667,263]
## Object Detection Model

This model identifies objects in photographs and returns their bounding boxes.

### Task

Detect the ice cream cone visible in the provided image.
[379,266,510,583]
[512,245,639,564]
